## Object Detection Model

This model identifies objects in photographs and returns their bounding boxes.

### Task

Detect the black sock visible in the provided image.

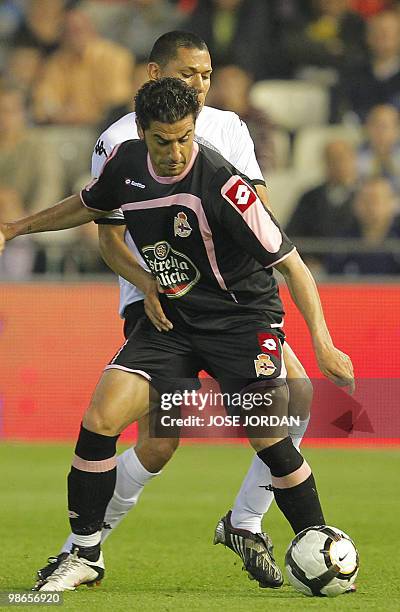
[258,437,325,534]
[72,543,101,562]
[273,473,324,534]
[68,424,119,536]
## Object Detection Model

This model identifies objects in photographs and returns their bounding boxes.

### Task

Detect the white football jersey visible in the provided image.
[91,106,265,316]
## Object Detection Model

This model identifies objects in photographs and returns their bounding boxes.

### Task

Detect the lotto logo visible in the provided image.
[257,333,280,358]
[223,177,257,212]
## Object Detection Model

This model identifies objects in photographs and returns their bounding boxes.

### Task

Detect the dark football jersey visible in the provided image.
[81,140,295,331]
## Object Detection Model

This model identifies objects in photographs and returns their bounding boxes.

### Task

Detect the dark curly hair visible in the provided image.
[135,77,200,131]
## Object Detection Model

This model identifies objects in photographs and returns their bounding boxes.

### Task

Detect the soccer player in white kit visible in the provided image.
[35,31,315,589]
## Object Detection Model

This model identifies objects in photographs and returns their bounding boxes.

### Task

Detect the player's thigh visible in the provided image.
[196,326,286,391]
[195,325,287,418]
[83,369,151,436]
[283,343,308,379]
[244,380,290,452]
[283,342,313,419]
[83,320,191,436]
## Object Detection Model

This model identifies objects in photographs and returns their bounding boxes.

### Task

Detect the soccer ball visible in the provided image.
[285,525,359,597]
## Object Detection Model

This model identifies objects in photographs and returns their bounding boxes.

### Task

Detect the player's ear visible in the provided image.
[148,62,162,81]
[136,120,145,140]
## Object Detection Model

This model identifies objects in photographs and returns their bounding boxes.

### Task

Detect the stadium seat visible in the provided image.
[266,170,317,226]
[271,128,291,170]
[293,124,363,184]
[249,80,330,131]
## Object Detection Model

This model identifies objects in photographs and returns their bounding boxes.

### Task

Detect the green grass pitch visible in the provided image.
[0,443,399,611]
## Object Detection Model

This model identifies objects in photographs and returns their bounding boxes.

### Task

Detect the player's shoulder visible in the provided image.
[198,144,250,191]
[97,112,139,154]
[107,138,146,165]
[199,106,243,130]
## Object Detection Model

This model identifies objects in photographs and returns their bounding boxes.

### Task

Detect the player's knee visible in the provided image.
[83,411,121,437]
[152,437,179,461]
[135,436,179,470]
[249,436,286,452]
[287,375,313,420]
[243,383,289,450]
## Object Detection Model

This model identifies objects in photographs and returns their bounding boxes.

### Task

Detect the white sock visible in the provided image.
[72,531,101,549]
[101,447,161,542]
[60,448,161,553]
[230,417,310,533]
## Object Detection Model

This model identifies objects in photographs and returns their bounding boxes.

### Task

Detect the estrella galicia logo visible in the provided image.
[94,139,107,157]
[142,241,200,298]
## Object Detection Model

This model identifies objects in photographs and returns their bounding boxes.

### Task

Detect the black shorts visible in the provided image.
[123,300,146,339]
[107,316,286,396]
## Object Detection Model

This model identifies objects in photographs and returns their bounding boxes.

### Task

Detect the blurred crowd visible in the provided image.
[1,0,400,278]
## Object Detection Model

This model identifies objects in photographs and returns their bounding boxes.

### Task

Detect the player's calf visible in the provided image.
[135,413,180,472]
[256,436,325,534]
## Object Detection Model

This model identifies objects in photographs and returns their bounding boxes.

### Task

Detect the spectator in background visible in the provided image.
[184,0,271,79]
[286,140,358,270]
[32,9,135,126]
[80,0,184,62]
[281,0,366,79]
[0,0,24,71]
[326,177,400,274]
[0,89,63,217]
[11,0,67,57]
[208,65,277,174]
[2,46,43,114]
[340,10,400,120]
[357,104,400,194]
[286,140,358,238]
[100,62,148,132]
[0,88,66,278]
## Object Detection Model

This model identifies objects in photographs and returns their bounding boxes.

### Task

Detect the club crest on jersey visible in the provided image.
[174,211,192,238]
[221,176,257,213]
[254,354,276,377]
[142,240,200,298]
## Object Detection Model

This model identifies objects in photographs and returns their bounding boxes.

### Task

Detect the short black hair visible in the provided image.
[135,77,200,130]
[149,30,208,67]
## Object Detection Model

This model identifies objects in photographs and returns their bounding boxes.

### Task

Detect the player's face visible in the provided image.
[142,115,196,177]
[150,47,212,108]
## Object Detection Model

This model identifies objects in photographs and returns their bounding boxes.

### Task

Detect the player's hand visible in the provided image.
[0,222,17,242]
[315,343,355,394]
[143,279,173,332]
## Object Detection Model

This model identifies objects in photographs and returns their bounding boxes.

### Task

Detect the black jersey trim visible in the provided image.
[94,218,126,226]
[265,246,296,270]
[79,190,109,214]
[251,179,266,187]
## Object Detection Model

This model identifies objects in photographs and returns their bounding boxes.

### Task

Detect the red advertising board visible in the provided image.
[1,283,399,442]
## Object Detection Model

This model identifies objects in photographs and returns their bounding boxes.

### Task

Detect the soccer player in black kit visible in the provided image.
[1,78,354,591]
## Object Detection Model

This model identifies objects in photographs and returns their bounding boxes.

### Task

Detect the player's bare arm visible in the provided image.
[98,224,173,332]
[254,183,273,213]
[0,229,5,254]
[0,194,104,240]
[275,250,355,393]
